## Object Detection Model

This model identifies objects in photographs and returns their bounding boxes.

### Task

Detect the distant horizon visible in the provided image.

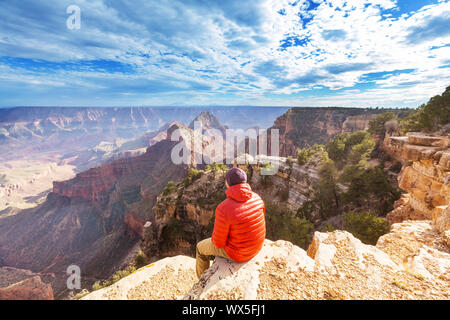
[0,105,416,110]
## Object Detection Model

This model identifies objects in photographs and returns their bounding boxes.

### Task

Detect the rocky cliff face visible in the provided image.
[384,133,450,245]
[82,219,450,300]
[0,123,191,297]
[189,111,228,136]
[270,107,407,157]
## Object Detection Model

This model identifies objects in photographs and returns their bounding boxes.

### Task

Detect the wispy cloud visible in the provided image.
[0,0,449,107]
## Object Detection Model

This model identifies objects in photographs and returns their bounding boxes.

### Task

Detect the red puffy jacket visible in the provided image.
[212,183,265,262]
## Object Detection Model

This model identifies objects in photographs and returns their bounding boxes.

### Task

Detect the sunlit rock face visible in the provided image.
[384,133,449,245]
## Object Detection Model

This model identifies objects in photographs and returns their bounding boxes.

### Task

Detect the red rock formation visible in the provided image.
[124,212,145,238]
[0,276,54,300]
[0,123,191,297]
[0,267,54,300]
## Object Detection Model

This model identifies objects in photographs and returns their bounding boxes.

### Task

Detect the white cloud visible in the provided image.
[0,0,449,106]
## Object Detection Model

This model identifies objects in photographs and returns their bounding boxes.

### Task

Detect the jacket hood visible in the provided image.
[226,183,253,202]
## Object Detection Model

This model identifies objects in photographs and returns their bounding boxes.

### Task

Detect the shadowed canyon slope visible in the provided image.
[0,123,192,297]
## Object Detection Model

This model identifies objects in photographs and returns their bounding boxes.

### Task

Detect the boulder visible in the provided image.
[82,256,197,300]
[377,220,450,283]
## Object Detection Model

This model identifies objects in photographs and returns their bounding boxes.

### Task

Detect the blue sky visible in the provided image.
[0,0,449,108]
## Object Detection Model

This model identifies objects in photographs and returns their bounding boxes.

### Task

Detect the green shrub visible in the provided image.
[316,159,340,219]
[297,144,328,165]
[323,222,336,232]
[325,133,348,164]
[163,181,176,195]
[343,211,390,245]
[341,166,400,215]
[297,148,310,165]
[296,200,316,221]
[91,266,137,291]
[368,112,397,136]
[326,131,375,168]
[187,168,203,180]
[134,250,147,269]
[402,86,450,132]
[286,156,294,166]
[205,163,228,172]
[265,202,314,249]
[183,168,204,188]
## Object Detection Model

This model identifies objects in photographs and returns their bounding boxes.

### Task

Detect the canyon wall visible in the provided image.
[384,133,450,245]
[270,107,408,157]
[0,124,191,297]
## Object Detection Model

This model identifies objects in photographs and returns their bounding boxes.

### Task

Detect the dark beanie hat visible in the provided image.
[225,167,247,186]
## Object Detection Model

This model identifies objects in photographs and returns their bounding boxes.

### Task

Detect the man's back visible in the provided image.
[212,183,265,262]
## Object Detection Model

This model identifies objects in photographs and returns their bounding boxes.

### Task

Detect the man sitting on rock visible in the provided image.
[196,167,266,279]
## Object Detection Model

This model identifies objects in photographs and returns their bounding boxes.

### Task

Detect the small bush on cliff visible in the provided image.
[315,159,341,219]
[163,217,185,247]
[343,211,390,245]
[205,163,228,172]
[326,131,375,169]
[341,166,400,215]
[325,133,348,164]
[134,250,147,269]
[296,156,341,220]
[184,168,204,187]
[297,148,310,165]
[265,202,314,249]
[163,181,176,195]
[297,144,327,165]
[92,266,137,291]
[286,156,294,166]
[401,86,450,132]
[368,112,397,136]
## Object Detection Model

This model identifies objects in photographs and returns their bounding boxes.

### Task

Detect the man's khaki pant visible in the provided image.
[196,238,232,279]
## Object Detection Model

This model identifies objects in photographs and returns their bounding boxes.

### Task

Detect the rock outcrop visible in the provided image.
[82,222,450,300]
[0,267,54,300]
[81,256,197,300]
[384,133,449,245]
